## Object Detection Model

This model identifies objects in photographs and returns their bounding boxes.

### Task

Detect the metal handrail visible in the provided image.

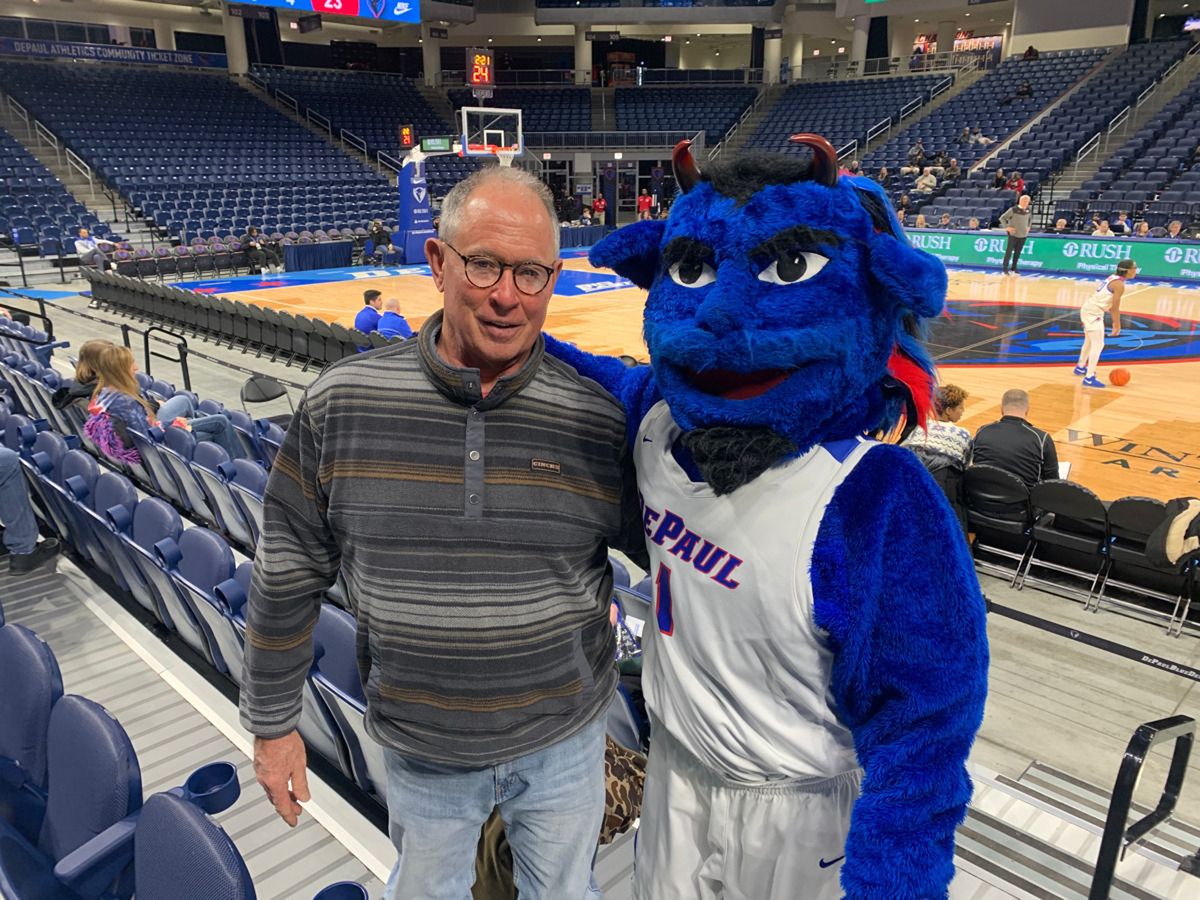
[710,87,765,160]
[306,109,332,135]
[524,130,702,150]
[1108,105,1130,133]
[836,140,857,161]
[341,129,367,155]
[1089,715,1195,899]
[377,151,403,174]
[120,323,191,391]
[276,90,299,113]
[899,96,923,123]
[866,116,892,143]
[34,121,61,166]
[1135,83,1156,108]
[930,75,954,99]
[65,147,95,199]
[6,95,30,138]
[0,290,54,338]
[1076,131,1101,164]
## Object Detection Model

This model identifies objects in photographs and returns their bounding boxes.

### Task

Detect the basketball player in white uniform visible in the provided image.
[1074,258,1134,388]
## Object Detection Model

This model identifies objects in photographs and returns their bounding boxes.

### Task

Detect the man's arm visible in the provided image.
[1041,432,1060,483]
[239,394,341,826]
[813,445,988,899]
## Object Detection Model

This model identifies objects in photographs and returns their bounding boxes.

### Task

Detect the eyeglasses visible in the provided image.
[441,240,555,295]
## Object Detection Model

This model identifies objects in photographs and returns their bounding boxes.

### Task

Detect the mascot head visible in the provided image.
[591,135,947,489]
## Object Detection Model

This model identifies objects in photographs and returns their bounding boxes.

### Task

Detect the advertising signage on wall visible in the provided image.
[229,0,420,24]
[906,231,1200,282]
[0,37,227,68]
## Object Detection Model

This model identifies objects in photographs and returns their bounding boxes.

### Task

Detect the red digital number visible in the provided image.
[313,0,360,16]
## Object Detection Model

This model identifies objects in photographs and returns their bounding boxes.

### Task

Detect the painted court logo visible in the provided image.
[933,301,1200,366]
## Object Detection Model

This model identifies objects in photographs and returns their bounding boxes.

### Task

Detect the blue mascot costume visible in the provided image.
[547,135,989,899]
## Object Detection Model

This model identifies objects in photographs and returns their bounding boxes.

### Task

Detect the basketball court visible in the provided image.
[170,259,1200,504]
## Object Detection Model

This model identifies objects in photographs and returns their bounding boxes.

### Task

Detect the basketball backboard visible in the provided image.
[459,106,523,161]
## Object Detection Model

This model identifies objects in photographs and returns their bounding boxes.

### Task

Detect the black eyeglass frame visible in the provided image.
[440,240,557,295]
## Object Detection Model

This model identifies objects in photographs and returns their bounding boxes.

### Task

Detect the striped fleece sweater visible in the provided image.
[239,310,646,765]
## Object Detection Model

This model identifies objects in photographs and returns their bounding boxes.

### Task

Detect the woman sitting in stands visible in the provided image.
[84,344,246,464]
[991,168,1007,190]
[876,165,890,183]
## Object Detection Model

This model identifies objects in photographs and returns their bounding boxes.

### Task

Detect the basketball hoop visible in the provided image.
[495,147,519,167]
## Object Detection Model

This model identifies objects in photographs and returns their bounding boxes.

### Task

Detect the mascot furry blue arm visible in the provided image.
[547,136,988,899]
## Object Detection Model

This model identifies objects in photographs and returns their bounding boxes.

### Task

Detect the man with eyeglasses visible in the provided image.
[241,165,645,900]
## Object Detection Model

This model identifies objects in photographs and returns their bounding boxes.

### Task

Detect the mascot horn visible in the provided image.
[545,134,988,900]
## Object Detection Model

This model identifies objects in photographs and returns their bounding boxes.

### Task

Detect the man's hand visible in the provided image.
[253,732,310,827]
[1006,227,1015,236]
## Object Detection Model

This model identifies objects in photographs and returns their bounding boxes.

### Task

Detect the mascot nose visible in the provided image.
[695,290,743,336]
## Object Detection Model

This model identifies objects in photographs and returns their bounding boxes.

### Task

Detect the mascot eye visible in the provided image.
[668,259,717,288]
[757,252,827,285]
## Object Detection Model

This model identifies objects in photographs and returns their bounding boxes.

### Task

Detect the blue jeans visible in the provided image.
[0,448,38,555]
[383,714,607,900]
[187,414,244,460]
[156,393,195,423]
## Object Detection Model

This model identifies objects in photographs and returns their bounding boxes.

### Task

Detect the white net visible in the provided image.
[495,148,519,168]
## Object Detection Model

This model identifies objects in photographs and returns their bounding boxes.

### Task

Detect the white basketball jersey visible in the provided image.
[1082,274,1120,320]
[633,401,872,784]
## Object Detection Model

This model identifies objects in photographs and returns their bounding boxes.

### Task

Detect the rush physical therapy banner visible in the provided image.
[906,231,1200,283]
[0,38,227,69]
[231,0,420,24]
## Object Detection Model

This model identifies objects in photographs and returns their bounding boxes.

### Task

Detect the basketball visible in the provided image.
[1110,368,1131,386]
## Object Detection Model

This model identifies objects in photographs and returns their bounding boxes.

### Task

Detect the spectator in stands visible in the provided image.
[242,226,282,275]
[970,128,996,146]
[1023,46,1040,60]
[958,126,972,144]
[1166,220,1185,240]
[637,188,654,221]
[51,338,112,412]
[928,151,949,177]
[846,160,862,175]
[367,220,396,263]
[1092,220,1115,237]
[0,448,61,574]
[967,217,981,230]
[1111,211,1132,235]
[972,388,1059,490]
[377,297,413,340]
[907,139,926,168]
[915,167,938,194]
[241,165,644,898]
[1133,221,1152,238]
[1000,194,1033,275]
[897,194,912,215]
[1004,171,1025,195]
[943,158,962,181]
[657,205,670,220]
[991,168,1008,190]
[938,213,953,228]
[1001,81,1034,106]
[354,289,383,334]
[1046,218,1071,234]
[84,344,245,464]
[914,214,929,229]
[74,228,110,271]
[580,207,594,225]
[902,384,972,533]
[896,208,908,227]
[875,166,890,183]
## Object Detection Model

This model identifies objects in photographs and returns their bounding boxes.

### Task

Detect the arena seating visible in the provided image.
[0,61,398,244]
[1052,44,1200,230]
[747,74,946,155]
[615,86,758,144]
[448,86,591,132]
[980,41,1193,217]
[253,66,484,198]
[862,49,1107,220]
[0,125,113,258]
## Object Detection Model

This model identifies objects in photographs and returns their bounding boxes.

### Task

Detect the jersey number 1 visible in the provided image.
[655,563,674,636]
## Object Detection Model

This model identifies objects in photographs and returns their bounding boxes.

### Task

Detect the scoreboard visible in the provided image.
[228,0,421,24]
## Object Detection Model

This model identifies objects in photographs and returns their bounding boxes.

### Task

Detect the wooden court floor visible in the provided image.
[226,265,1200,503]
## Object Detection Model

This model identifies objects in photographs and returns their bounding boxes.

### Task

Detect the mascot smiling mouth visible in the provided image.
[684,367,795,400]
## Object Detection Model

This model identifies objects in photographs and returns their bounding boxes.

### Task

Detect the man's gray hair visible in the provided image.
[439,166,560,256]
[1001,389,1030,413]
